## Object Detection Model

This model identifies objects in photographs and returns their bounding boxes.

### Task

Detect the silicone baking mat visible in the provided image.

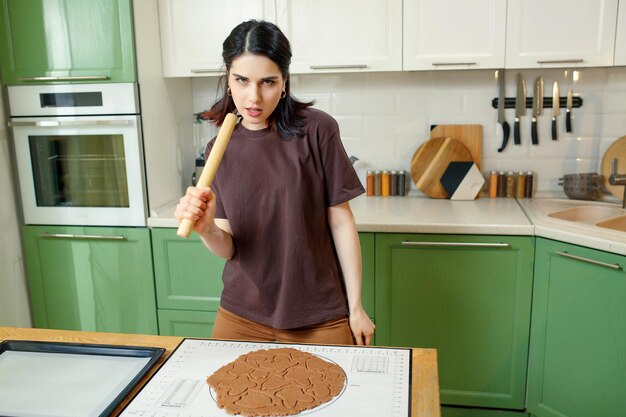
[121,338,412,417]
[0,340,164,417]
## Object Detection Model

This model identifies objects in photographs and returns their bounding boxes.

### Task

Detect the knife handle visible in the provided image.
[497,121,511,153]
[514,117,521,145]
[551,117,557,140]
[531,117,538,145]
[566,109,572,133]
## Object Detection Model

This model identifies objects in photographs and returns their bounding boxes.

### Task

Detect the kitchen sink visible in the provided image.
[596,215,626,232]
[547,205,625,223]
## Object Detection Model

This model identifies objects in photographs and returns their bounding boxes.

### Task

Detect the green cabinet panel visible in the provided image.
[22,225,157,334]
[151,228,226,311]
[442,406,529,417]
[359,232,375,317]
[0,0,136,84]
[375,234,534,410]
[528,238,626,417]
[158,309,216,338]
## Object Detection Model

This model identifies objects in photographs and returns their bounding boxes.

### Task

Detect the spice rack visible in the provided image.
[366,170,409,197]
[488,170,534,198]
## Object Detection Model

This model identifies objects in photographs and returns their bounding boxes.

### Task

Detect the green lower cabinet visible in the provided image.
[151,228,225,312]
[375,234,535,410]
[527,238,626,417]
[442,406,529,417]
[158,309,217,338]
[22,225,158,334]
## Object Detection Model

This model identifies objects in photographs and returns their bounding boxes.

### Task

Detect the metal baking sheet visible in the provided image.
[0,340,165,417]
[121,338,412,417]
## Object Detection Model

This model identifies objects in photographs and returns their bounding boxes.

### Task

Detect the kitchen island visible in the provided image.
[0,326,441,417]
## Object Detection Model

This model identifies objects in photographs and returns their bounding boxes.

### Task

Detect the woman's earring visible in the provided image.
[281,90,287,99]
[227,87,232,96]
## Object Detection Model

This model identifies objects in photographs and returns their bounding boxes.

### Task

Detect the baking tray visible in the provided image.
[0,339,165,417]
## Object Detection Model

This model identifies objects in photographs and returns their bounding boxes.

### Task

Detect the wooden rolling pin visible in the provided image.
[177,112,238,238]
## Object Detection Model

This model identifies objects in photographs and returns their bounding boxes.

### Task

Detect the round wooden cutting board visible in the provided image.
[410,137,473,198]
[601,135,626,199]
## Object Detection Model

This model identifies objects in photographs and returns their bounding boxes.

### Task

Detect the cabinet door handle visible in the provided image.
[536,59,584,65]
[401,241,510,248]
[190,69,224,74]
[432,62,477,66]
[309,64,368,70]
[16,75,110,81]
[10,120,133,127]
[39,233,126,241]
[555,251,621,270]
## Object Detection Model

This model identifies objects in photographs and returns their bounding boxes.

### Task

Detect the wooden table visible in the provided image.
[0,327,441,417]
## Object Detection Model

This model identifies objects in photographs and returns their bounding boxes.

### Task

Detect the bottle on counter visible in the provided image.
[506,171,515,198]
[366,170,374,196]
[390,170,398,196]
[381,170,390,196]
[488,170,498,198]
[516,171,526,198]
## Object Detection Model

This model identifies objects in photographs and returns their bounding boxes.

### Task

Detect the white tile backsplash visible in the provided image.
[192,66,626,193]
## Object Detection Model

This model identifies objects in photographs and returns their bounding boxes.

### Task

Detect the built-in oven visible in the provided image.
[8,83,147,226]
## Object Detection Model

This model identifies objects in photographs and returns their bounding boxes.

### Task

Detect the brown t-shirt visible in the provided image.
[205,107,364,329]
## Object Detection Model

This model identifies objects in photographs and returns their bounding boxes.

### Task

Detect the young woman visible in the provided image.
[175,20,374,346]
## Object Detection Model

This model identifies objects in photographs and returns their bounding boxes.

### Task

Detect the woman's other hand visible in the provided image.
[349,305,376,346]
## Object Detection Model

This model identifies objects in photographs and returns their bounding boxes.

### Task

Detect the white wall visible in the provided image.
[190,67,626,193]
[0,88,32,327]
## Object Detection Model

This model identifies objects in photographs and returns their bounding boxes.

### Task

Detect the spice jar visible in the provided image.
[366,170,374,196]
[374,170,382,196]
[488,170,498,198]
[524,171,534,198]
[381,170,390,196]
[516,171,526,198]
[398,170,406,196]
[390,170,398,196]
[497,170,506,197]
[506,171,515,198]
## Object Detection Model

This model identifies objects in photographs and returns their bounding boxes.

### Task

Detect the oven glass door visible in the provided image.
[12,116,146,226]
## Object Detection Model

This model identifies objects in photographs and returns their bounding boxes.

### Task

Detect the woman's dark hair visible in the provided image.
[204,20,313,139]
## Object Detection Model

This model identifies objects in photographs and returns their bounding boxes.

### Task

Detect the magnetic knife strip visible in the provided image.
[491,96,583,109]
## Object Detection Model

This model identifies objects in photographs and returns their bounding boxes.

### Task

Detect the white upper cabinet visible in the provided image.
[158,0,276,77]
[615,1,626,65]
[505,0,619,68]
[275,0,402,74]
[403,0,506,70]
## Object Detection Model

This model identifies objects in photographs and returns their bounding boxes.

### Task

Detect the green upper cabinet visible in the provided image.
[375,233,535,410]
[0,0,136,85]
[22,225,158,334]
[528,238,626,417]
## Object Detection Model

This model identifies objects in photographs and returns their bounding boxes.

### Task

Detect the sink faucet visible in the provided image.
[608,158,626,208]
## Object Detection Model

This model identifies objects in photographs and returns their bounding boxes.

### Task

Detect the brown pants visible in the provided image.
[212,307,355,345]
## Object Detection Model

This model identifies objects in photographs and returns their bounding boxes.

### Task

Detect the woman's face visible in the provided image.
[228,53,286,130]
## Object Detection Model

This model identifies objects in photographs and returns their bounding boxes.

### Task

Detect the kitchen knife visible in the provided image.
[177,112,238,238]
[514,74,526,145]
[497,70,510,152]
[551,81,560,140]
[566,88,573,133]
[531,76,543,145]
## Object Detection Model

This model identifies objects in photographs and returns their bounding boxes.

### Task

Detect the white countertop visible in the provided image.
[147,193,626,256]
[148,193,532,234]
